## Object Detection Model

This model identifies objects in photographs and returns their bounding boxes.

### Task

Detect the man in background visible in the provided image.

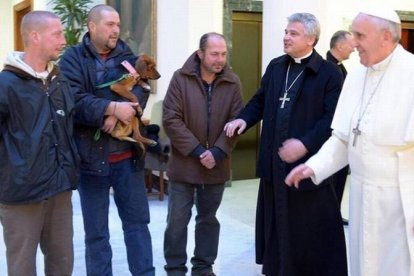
[327,30,355,78]
[326,30,355,225]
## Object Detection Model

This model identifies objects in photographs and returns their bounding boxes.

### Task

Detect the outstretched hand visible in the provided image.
[285,164,315,188]
[224,119,246,137]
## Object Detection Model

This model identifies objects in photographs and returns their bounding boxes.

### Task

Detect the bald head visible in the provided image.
[85,5,120,53]
[21,11,60,47]
[87,4,118,28]
[199,32,226,52]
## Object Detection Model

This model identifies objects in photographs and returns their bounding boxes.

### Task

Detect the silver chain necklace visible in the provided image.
[279,62,304,108]
[351,54,394,147]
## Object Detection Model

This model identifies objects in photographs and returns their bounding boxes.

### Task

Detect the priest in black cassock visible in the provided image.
[326,30,355,226]
[224,13,347,276]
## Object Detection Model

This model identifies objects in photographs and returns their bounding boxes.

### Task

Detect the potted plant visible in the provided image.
[49,0,92,46]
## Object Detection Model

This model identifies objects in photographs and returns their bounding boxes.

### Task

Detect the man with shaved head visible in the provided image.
[0,10,79,275]
[59,4,155,276]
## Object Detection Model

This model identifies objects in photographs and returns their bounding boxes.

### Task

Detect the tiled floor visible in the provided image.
[0,178,349,275]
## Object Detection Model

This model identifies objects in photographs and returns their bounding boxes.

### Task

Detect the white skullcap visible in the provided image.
[359,6,401,24]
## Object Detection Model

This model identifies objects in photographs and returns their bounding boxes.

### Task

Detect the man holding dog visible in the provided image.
[0,11,79,275]
[59,4,154,276]
[162,32,244,276]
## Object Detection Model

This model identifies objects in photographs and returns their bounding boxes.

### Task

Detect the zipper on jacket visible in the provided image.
[205,83,212,149]
[44,78,62,167]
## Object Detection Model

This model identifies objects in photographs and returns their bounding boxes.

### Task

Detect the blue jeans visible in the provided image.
[78,158,154,276]
[164,182,225,275]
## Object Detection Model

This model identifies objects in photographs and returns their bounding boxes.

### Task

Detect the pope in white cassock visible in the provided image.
[285,7,414,276]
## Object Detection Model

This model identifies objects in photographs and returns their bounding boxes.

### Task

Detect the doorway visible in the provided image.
[14,0,32,51]
[398,10,414,54]
[230,11,262,180]
[401,21,414,54]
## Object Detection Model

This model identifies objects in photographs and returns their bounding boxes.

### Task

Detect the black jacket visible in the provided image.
[238,51,343,190]
[326,50,347,78]
[59,33,149,176]
[240,51,347,276]
[0,62,79,204]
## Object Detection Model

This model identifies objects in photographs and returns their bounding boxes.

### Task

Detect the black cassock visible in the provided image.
[238,51,347,276]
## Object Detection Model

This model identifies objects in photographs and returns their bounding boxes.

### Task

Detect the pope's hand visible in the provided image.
[285,164,315,188]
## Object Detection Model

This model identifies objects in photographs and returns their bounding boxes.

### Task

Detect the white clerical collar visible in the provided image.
[291,51,313,64]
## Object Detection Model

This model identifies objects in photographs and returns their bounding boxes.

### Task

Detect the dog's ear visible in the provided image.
[136,55,149,76]
[136,54,160,80]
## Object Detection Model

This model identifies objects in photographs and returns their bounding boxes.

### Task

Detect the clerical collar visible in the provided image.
[291,51,313,64]
[328,51,342,65]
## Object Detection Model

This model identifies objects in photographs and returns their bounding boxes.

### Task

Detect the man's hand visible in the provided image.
[285,164,315,188]
[101,115,118,133]
[224,119,246,137]
[200,150,216,169]
[107,101,139,125]
[278,138,308,163]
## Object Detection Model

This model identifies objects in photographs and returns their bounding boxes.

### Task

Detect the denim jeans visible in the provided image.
[164,182,225,276]
[78,158,154,276]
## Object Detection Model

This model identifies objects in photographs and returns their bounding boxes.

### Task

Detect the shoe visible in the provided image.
[342,218,349,226]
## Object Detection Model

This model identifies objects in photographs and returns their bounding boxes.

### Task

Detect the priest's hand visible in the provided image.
[278,138,308,163]
[224,119,246,137]
[285,164,315,188]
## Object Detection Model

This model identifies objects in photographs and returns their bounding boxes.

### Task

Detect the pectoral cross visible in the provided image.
[279,92,290,109]
[352,124,361,147]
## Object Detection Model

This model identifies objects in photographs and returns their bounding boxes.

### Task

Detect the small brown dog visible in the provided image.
[109,55,161,150]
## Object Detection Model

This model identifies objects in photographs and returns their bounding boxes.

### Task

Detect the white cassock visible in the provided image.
[306,44,414,276]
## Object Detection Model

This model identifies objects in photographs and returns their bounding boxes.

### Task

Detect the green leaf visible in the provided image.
[48,0,92,46]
